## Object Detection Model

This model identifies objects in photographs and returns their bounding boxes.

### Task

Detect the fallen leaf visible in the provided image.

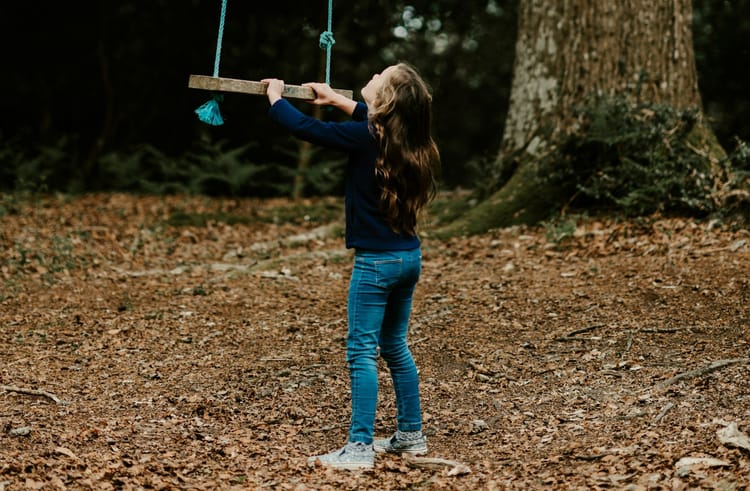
[674,456,730,468]
[717,422,750,451]
[54,446,81,463]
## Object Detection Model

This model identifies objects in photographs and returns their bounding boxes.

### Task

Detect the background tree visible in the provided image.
[440,0,735,236]
[693,0,750,150]
[0,0,517,195]
[0,1,747,203]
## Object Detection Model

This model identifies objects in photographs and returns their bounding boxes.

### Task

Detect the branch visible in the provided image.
[653,402,674,423]
[402,454,471,476]
[649,358,750,393]
[554,324,605,342]
[620,330,634,358]
[0,385,62,404]
[638,327,689,333]
[574,452,612,461]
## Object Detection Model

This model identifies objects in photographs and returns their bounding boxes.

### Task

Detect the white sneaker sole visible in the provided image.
[373,445,428,455]
[308,457,374,470]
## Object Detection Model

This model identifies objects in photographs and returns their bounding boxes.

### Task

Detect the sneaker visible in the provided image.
[308,442,374,470]
[373,431,427,455]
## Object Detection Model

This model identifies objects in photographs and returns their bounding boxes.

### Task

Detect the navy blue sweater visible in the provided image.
[268,98,420,251]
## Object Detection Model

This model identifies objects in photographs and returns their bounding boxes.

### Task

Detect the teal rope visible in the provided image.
[196,0,228,126]
[197,0,336,126]
[213,0,227,77]
[318,0,335,85]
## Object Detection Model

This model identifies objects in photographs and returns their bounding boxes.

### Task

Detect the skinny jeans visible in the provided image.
[347,248,423,444]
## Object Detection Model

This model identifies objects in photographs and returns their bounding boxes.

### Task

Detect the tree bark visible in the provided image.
[442,0,712,236]
[502,0,701,156]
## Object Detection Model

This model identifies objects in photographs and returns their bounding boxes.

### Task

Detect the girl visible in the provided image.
[263,62,440,470]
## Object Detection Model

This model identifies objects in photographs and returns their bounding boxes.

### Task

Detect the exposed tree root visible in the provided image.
[0,385,62,404]
[649,358,750,393]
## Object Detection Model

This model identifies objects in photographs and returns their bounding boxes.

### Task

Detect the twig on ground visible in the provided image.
[468,359,519,382]
[402,454,471,476]
[532,368,555,378]
[554,324,605,342]
[638,327,691,333]
[0,385,62,404]
[554,336,602,342]
[621,326,696,358]
[468,359,493,376]
[620,330,634,358]
[649,358,750,393]
[574,452,612,461]
[653,402,674,423]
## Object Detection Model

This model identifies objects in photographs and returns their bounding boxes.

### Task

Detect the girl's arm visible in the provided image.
[263,78,370,152]
[303,82,357,116]
[263,78,356,116]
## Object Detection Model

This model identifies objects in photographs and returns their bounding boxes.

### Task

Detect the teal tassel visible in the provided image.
[195,94,224,126]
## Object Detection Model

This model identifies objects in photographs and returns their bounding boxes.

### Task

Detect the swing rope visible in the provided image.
[194,0,228,126]
[195,0,338,126]
[212,0,228,78]
[319,0,336,85]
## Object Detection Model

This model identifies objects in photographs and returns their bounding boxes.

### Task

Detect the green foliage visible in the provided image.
[0,136,71,193]
[0,193,21,217]
[97,145,188,194]
[97,139,274,196]
[270,144,346,197]
[557,96,728,217]
[299,157,346,196]
[1,233,88,286]
[717,138,750,217]
[0,130,344,198]
[543,216,578,245]
[185,140,268,197]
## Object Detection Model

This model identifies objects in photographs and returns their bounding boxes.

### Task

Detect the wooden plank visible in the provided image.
[188,75,354,101]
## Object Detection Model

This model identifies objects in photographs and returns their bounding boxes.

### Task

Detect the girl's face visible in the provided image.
[361,65,397,106]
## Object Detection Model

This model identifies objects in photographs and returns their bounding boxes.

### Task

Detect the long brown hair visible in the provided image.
[369,63,440,236]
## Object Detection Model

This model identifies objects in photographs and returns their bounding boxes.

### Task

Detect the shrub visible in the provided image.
[559,95,722,217]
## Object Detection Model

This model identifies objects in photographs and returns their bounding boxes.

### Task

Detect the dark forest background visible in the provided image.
[1,0,748,197]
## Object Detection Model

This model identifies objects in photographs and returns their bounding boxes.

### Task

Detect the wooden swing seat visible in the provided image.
[188,74,353,101]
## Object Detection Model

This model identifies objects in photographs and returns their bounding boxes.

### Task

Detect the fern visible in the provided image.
[559,95,726,217]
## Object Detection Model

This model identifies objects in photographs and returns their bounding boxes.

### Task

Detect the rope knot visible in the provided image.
[319,30,336,50]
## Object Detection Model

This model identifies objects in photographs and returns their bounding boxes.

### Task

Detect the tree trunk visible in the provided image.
[442,0,713,236]
[503,0,701,156]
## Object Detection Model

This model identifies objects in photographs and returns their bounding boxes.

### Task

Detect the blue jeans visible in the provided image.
[347,248,423,444]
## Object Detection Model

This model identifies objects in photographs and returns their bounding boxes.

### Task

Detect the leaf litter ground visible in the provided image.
[1,193,749,490]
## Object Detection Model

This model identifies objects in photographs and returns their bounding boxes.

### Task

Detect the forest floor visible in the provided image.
[1,193,749,490]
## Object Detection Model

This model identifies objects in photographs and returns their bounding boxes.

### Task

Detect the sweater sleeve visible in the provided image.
[351,101,368,122]
[268,99,372,152]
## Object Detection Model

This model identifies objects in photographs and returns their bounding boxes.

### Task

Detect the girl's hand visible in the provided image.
[303,82,357,116]
[303,82,337,106]
[262,78,284,105]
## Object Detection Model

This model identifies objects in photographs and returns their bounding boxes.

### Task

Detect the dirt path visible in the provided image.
[1,194,749,489]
